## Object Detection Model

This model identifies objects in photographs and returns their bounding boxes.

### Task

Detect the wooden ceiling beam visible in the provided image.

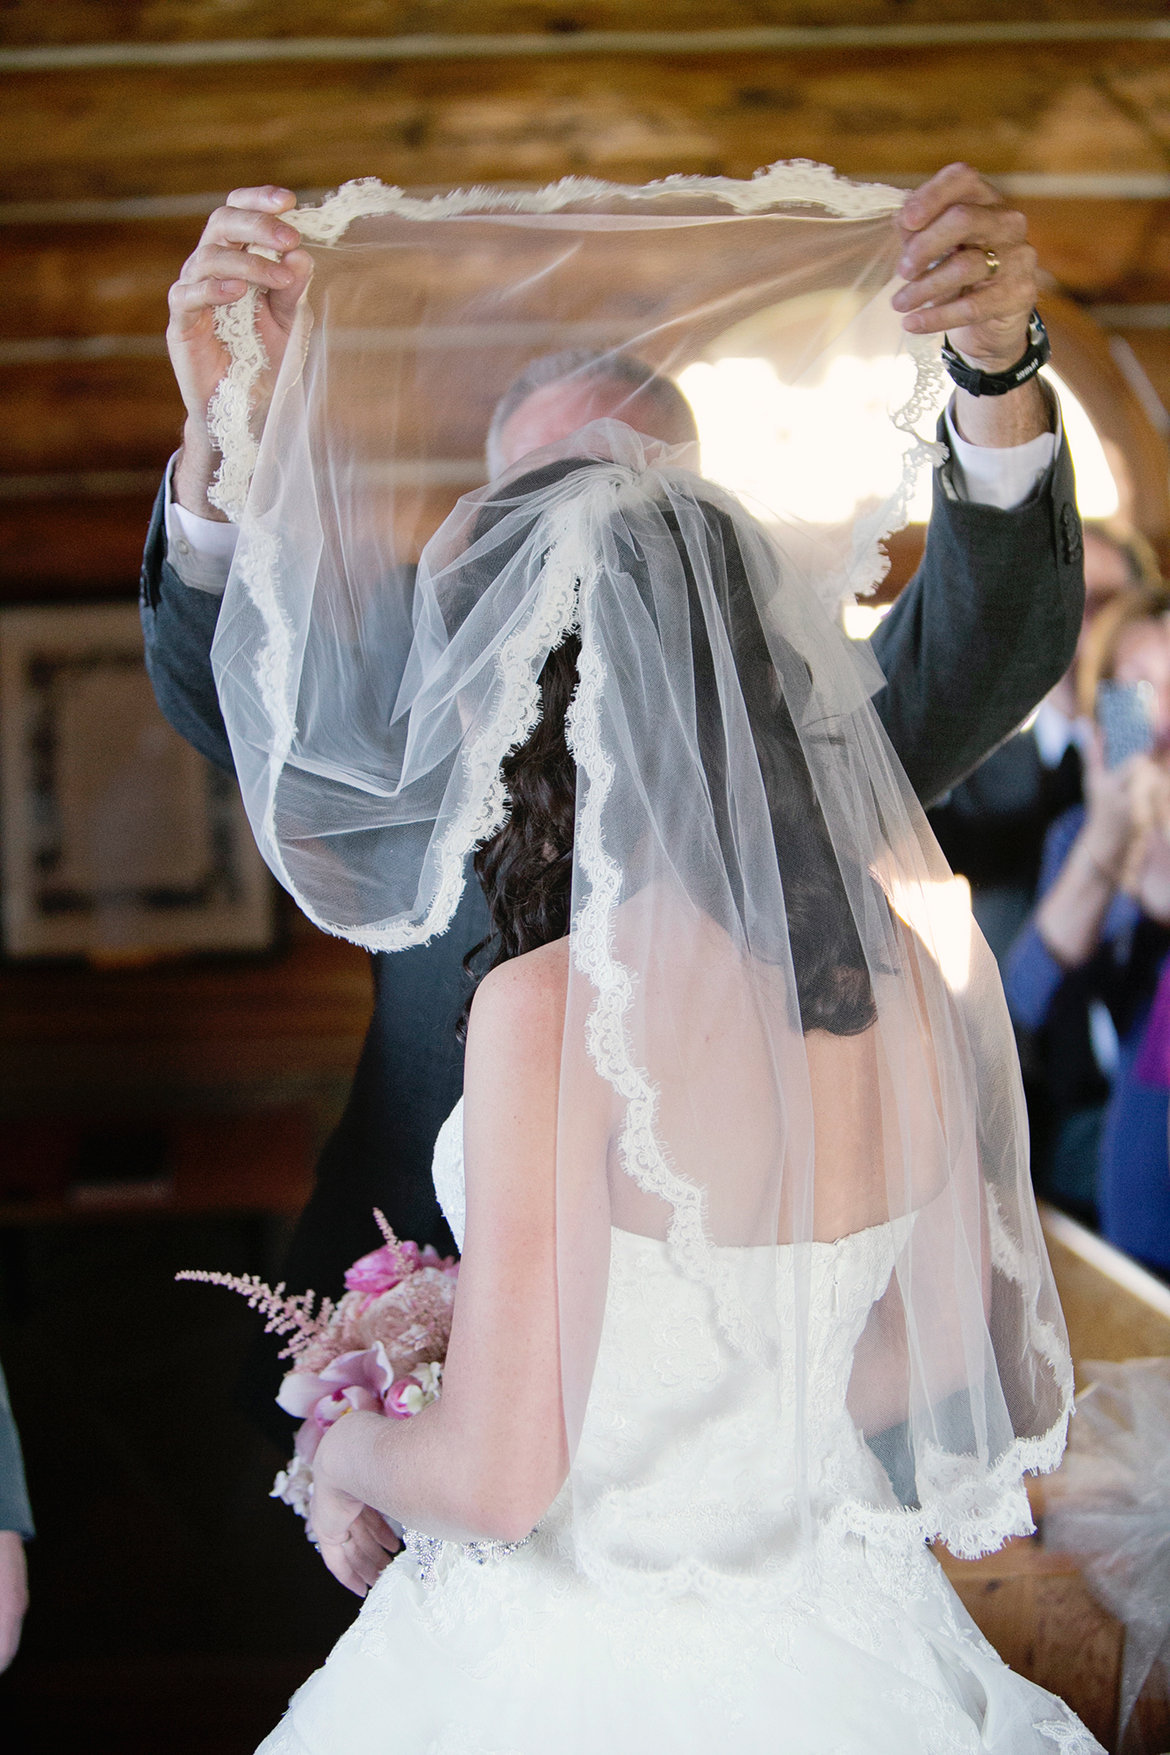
[7,201,1170,349]
[3,5,1168,56]
[3,44,1170,205]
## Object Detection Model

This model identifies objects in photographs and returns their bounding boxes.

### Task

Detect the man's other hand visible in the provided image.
[166,186,312,516]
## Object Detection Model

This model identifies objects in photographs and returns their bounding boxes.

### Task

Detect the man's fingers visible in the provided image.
[225,184,297,212]
[898,203,1028,282]
[899,285,1027,337]
[899,162,1000,234]
[166,276,246,336]
[179,243,299,292]
[893,247,1032,315]
[197,201,302,259]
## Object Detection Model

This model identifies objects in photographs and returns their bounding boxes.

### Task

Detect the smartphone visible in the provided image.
[1097,679,1156,769]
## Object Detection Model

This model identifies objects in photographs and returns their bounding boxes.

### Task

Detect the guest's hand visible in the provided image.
[1134,824,1170,924]
[166,185,313,517]
[0,1530,28,1673]
[1081,739,1152,888]
[1083,740,1170,898]
[309,1423,401,1597]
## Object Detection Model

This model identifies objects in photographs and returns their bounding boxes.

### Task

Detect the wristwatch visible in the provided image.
[940,310,1051,397]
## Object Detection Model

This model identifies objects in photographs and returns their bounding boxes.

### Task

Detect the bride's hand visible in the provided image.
[309,1425,402,1596]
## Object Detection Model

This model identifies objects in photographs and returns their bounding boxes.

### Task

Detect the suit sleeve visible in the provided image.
[0,1360,33,1540]
[138,473,236,775]
[869,419,1084,810]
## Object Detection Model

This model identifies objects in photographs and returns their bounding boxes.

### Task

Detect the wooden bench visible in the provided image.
[938,1206,1170,1752]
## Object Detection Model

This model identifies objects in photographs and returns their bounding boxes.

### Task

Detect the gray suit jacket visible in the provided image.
[140,431,1083,1433]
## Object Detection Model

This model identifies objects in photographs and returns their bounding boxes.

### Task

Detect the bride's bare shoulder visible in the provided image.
[462,942,576,1189]
[466,940,570,1066]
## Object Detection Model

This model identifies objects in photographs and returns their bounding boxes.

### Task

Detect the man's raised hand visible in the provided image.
[893,162,1039,371]
[166,186,312,517]
[893,163,1050,445]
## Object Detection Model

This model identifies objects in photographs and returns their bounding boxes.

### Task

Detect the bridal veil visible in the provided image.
[208,163,1073,1593]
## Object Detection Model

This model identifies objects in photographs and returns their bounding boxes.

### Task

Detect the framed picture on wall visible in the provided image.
[0,602,275,959]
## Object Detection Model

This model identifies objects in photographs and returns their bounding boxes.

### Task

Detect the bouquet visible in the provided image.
[178,1212,459,1520]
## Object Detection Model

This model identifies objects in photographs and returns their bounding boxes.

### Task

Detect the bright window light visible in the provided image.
[678,353,941,526]
[886,874,974,994]
[1042,368,1119,518]
[678,354,1121,527]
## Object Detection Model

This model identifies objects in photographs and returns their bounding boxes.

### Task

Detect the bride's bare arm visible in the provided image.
[309,951,571,1592]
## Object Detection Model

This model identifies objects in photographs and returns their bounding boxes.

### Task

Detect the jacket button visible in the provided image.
[1059,503,1083,566]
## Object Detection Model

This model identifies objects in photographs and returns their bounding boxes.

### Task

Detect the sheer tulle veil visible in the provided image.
[208,162,1073,1591]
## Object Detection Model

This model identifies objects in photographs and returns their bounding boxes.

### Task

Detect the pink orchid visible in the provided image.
[277,1342,397,1461]
[384,1363,443,1419]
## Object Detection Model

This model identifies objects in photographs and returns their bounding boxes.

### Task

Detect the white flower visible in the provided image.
[271,1452,314,1520]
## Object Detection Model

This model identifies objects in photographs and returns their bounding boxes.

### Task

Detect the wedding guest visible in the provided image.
[0,1356,32,1672]
[1107,952,1170,1272]
[930,521,1158,1209]
[929,519,1158,964]
[1005,582,1170,1244]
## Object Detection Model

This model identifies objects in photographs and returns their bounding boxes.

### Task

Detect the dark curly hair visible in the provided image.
[456,462,877,1041]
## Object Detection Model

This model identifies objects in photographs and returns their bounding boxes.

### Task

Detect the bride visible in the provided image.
[207,166,1100,1753]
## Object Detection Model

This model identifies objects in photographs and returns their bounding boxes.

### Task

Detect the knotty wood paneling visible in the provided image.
[1022,200,1170,303]
[0,909,372,1109]
[1112,327,1170,417]
[0,359,184,472]
[4,43,1170,204]
[0,222,191,339]
[0,495,158,593]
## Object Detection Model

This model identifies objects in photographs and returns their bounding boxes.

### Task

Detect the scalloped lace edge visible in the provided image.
[286,159,908,245]
[205,158,913,520]
[565,564,769,1361]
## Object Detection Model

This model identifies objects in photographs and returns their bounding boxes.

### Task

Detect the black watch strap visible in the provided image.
[941,310,1051,397]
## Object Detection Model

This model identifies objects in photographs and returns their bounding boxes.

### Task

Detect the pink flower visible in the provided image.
[344,1239,459,1298]
[277,1341,397,1461]
[344,1243,412,1296]
[385,1363,443,1419]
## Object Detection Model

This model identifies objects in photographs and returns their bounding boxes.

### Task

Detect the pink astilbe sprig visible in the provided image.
[178,1214,459,1525]
[174,1270,337,1364]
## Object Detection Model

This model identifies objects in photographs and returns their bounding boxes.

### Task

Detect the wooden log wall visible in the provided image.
[2,2,1170,600]
[2,3,1170,1127]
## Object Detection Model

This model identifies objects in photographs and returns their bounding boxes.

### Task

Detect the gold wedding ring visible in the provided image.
[983,248,1000,278]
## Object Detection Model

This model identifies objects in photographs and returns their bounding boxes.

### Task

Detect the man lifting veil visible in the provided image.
[140,161,1083,1439]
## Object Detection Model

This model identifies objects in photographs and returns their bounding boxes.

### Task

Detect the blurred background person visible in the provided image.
[929,521,1161,1217]
[1004,582,1170,1267]
[0,1355,32,1673]
[929,518,1160,965]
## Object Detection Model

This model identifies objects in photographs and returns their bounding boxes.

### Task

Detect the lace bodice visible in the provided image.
[431,1100,911,1598]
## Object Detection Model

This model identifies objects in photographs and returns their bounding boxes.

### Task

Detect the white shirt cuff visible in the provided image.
[942,395,1059,512]
[163,452,237,595]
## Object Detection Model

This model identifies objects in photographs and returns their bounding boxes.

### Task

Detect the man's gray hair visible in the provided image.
[485,348,697,479]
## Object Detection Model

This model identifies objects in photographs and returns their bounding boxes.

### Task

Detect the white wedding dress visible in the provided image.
[257,1102,1101,1755]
